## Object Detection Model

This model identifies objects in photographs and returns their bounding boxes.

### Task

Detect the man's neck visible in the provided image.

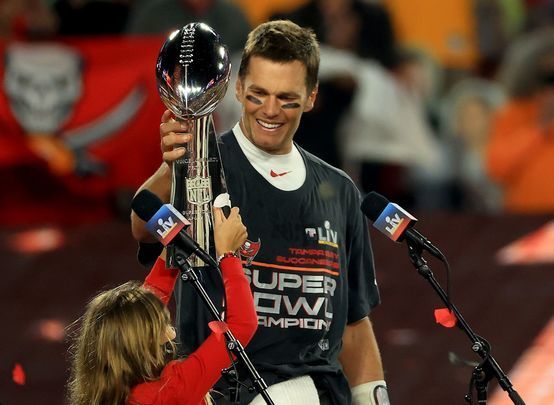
[232,123,306,191]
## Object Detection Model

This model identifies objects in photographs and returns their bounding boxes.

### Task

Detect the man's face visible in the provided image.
[235,56,317,155]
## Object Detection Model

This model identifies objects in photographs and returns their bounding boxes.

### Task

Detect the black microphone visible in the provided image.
[360,191,444,260]
[131,189,218,268]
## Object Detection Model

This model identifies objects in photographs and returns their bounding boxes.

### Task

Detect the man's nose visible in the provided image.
[262,96,280,117]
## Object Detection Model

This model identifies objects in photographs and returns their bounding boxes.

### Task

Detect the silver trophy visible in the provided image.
[156,22,231,267]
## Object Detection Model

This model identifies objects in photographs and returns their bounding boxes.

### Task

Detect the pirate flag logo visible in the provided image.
[240,238,261,266]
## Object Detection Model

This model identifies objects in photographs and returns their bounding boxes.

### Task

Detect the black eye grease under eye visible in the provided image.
[246,95,262,105]
[281,102,301,109]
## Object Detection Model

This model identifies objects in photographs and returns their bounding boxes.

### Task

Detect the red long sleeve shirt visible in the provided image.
[128,256,257,405]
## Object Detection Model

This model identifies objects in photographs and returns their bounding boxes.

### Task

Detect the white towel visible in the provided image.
[248,375,320,405]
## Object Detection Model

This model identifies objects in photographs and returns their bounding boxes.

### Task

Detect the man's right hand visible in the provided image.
[160,109,194,164]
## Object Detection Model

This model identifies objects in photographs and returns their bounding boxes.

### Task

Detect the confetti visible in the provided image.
[434,308,457,328]
[209,321,230,342]
[12,363,26,385]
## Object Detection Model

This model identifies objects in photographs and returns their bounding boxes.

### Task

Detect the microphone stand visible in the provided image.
[173,248,275,405]
[405,240,525,405]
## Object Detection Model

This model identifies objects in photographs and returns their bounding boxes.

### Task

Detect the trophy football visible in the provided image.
[156,22,231,268]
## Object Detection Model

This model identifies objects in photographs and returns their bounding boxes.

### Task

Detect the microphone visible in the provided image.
[131,189,218,267]
[360,191,444,260]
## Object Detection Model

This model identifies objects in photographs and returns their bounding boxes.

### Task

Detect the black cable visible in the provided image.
[437,252,453,311]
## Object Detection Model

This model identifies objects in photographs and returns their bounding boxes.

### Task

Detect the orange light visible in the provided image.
[10,227,65,254]
[32,318,67,342]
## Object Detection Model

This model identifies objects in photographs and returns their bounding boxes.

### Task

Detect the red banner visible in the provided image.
[0,36,167,225]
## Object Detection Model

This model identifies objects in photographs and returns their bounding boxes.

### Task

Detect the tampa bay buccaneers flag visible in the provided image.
[0,35,168,225]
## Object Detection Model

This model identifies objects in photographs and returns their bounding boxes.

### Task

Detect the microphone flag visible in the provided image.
[145,204,191,246]
[373,202,417,242]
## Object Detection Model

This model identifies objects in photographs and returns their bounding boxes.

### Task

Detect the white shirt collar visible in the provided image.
[231,123,306,191]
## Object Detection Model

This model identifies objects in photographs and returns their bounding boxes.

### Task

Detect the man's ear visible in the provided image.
[304,83,318,112]
[235,78,243,102]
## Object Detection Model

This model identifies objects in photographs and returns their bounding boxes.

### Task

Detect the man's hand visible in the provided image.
[160,109,193,164]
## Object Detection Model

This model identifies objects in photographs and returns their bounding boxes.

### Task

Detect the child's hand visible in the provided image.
[213,207,247,256]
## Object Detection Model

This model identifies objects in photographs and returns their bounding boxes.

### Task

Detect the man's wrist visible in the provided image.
[351,380,389,405]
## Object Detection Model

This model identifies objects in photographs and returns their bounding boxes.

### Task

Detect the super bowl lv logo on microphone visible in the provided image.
[145,204,188,246]
[374,203,416,241]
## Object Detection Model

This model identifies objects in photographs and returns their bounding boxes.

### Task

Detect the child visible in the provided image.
[68,207,257,404]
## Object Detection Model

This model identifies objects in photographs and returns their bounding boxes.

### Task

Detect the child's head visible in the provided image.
[68,281,175,405]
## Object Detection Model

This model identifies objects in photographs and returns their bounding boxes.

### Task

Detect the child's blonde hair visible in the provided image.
[68,281,175,405]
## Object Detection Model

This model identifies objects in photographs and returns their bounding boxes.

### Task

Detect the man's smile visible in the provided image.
[256,119,283,130]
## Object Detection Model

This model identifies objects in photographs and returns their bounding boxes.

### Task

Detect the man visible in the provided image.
[131,20,388,404]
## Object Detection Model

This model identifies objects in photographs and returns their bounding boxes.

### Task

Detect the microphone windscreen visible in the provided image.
[131,189,164,221]
[360,191,389,221]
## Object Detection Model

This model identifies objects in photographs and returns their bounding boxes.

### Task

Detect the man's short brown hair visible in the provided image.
[238,20,320,92]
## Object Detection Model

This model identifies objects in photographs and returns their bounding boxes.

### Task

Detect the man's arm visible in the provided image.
[130,162,172,242]
[339,316,384,386]
[340,316,389,404]
[130,110,192,241]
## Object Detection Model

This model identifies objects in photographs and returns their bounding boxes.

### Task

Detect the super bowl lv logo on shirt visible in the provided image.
[241,220,340,333]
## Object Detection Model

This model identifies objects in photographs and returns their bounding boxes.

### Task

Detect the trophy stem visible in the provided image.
[170,115,226,268]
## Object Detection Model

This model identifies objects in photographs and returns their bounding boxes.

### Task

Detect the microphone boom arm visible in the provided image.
[173,248,275,405]
[405,239,525,405]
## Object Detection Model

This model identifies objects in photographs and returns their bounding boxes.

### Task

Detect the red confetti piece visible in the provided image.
[434,308,457,328]
[209,321,230,342]
[12,363,26,385]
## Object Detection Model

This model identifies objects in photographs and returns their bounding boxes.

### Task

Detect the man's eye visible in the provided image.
[280,96,296,101]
